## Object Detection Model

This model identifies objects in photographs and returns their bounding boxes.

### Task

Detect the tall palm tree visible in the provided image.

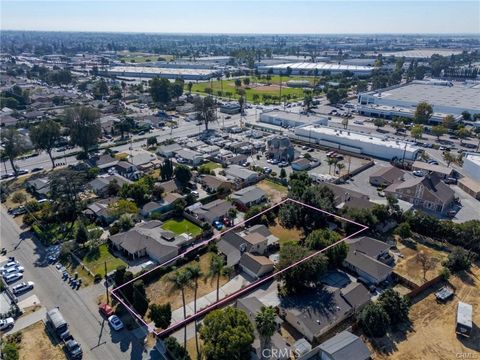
[336,162,345,175]
[209,254,225,302]
[186,264,203,360]
[327,158,336,175]
[168,269,191,348]
[255,306,277,359]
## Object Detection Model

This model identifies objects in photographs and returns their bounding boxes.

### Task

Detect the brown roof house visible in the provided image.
[198,174,233,194]
[238,253,274,279]
[384,175,455,214]
[369,166,405,187]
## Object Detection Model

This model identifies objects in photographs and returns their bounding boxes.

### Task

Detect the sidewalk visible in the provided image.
[3,306,46,336]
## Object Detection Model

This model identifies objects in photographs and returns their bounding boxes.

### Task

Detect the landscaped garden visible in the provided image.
[162,218,203,237]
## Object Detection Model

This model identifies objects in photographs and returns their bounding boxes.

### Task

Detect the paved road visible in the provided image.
[0,207,143,360]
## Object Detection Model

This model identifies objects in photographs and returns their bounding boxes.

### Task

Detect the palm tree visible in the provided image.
[336,162,345,175]
[209,254,225,302]
[327,158,336,175]
[255,306,277,359]
[186,264,202,359]
[168,269,191,348]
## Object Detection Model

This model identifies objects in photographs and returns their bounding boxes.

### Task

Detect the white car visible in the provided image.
[12,281,34,295]
[412,170,425,177]
[0,317,14,331]
[108,315,124,331]
[2,266,24,276]
[4,272,23,284]
[0,261,20,272]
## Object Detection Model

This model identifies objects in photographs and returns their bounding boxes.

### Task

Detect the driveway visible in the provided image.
[2,306,46,336]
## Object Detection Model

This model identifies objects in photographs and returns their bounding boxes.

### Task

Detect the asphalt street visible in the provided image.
[0,207,146,360]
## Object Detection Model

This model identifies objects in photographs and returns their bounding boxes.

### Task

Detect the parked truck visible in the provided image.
[46,308,83,359]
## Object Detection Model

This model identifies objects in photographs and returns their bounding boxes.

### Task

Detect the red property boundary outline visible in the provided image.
[111,197,369,337]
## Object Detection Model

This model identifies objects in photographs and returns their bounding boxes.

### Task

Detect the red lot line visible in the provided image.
[110,198,369,336]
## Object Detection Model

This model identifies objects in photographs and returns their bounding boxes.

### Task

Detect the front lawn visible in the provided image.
[269,222,302,246]
[200,161,221,172]
[82,244,127,276]
[162,218,203,237]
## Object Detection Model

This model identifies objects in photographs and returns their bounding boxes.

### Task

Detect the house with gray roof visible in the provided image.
[225,165,260,187]
[190,199,234,224]
[298,331,371,360]
[25,177,50,199]
[239,253,274,279]
[157,143,183,158]
[175,148,204,166]
[86,154,118,171]
[369,166,405,187]
[83,197,118,225]
[87,174,132,197]
[231,185,267,210]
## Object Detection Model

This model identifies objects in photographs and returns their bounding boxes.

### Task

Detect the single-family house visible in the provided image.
[86,154,119,172]
[369,166,405,187]
[198,174,233,194]
[127,149,160,171]
[231,185,267,210]
[141,193,184,217]
[225,165,260,187]
[115,161,141,180]
[25,177,50,199]
[239,253,274,279]
[87,174,132,197]
[190,199,234,224]
[384,175,455,214]
[176,148,204,166]
[157,143,183,158]
[83,197,118,225]
[299,331,371,360]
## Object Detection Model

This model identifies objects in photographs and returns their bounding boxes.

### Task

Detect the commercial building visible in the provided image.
[99,66,221,80]
[266,136,295,161]
[358,80,480,121]
[258,62,373,76]
[219,103,241,114]
[463,152,480,182]
[260,110,328,128]
[294,125,421,161]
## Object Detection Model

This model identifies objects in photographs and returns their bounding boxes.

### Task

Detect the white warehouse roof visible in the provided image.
[260,62,373,74]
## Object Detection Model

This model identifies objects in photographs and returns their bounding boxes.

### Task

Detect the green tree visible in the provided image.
[326,89,340,104]
[200,307,255,360]
[234,78,242,87]
[149,77,172,105]
[378,289,410,325]
[160,158,174,181]
[114,265,126,286]
[445,248,472,272]
[1,127,28,176]
[168,269,191,347]
[65,106,101,157]
[461,111,471,121]
[359,302,390,338]
[255,306,277,358]
[373,118,386,129]
[108,199,138,218]
[279,168,287,179]
[395,222,412,239]
[443,151,456,167]
[92,79,109,99]
[305,229,347,267]
[149,303,172,329]
[194,96,217,131]
[391,119,405,134]
[411,124,423,140]
[146,136,158,147]
[174,165,192,187]
[115,117,135,139]
[75,222,89,244]
[442,114,456,129]
[186,264,203,358]
[164,337,191,360]
[278,243,328,293]
[132,280,149,317]
[414,102,433,124]
[2,342,19,360]
[11,191,26,204]
[431,125,447,140]
[187,82,193,95]
[209,254,225,302]
[303,93,313,111]
[29,119,61,169]
[455,127,470,145]
[172,78,184,100]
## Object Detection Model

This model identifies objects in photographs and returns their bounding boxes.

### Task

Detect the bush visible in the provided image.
[94,273,103,283]
[2,343,19,360]
[444,248,473,272]
[164,336,191,360]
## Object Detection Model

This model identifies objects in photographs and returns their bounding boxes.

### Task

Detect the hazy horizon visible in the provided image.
[1,1,479,35]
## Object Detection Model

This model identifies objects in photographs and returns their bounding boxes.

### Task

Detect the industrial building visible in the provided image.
[358,80,480,121]
[463,152,480,182]
[294,125,420,160]
[98,66,221,80]
[260,110,328,128]
[258,62,373,76]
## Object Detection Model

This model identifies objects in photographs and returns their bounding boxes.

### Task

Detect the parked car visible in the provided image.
[12,281,34,295]
[0,260,20,272]
[99,303,114,318]
[108,315,124,331]
[427,160,439,165]
[213,220,223,230]
[444,177,458,185]
[31,167,44,172]
[1,173,14,179]
[2,266,25,276]
[3,272,23,284]
[278,161,288,168]
[65,338,83,359]
[222,217,232,227]
[413,170,425,177]
[0,317,14,330]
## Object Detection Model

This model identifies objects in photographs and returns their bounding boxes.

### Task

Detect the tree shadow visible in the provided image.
[368,322,414,355]
[456,270,477,287]
[84,246,101,262]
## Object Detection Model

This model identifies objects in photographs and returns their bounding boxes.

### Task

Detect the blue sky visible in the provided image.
[1,1,479,34]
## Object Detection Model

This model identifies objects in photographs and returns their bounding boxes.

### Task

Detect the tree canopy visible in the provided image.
[65,106,101,157]
[29,119,61,168]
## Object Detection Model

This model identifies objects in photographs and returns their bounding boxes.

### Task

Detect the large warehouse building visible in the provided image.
[294,125,421,160]
[99,66,221,80]
[463,152,480,182]
[260,110,329,128]
[258,62,373,76]
[357,80,480,122]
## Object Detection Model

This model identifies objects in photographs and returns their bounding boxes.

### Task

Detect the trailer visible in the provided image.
[456,302,473,338]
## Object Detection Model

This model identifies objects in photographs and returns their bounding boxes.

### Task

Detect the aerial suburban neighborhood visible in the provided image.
[0,1,479,360]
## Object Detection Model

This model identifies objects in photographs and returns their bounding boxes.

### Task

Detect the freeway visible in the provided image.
[0,208,144,360]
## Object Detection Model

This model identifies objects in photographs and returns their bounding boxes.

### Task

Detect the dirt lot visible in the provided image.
[371,264,480,360]
[18,321,66,360]
[395,241,449,286]
[145,252,229,312]
[269,221,303,246]
[257,179,288,204]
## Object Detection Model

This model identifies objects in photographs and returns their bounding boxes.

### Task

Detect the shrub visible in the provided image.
[94,273,103,283]
[2,343,19,360]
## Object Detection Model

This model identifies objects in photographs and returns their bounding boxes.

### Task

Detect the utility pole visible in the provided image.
[104,261,110,304]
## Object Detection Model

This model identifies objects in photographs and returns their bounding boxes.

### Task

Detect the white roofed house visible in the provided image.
[231,185,267,210]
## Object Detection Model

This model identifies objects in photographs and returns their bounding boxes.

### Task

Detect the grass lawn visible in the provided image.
[162,218,203,237]
[146,252,229,315]
[269,222,303,246]
[188,75,312,103]
[200,161,221,172]
[82,244,127,277]
[17,321,66,360]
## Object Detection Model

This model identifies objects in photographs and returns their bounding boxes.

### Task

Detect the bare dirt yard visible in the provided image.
[145,252,229,312]
[18,321,66,360]
[268,222,303,246]
[394,241,449,286]
[370,264,480,360]
[257,179,288,204]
